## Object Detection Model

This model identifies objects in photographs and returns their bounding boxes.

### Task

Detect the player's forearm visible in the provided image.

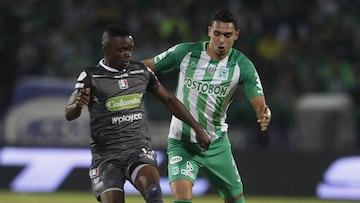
[254,104,268,120]
[65,103,82,121]
[165,96,202,131]
[249,96,267,119]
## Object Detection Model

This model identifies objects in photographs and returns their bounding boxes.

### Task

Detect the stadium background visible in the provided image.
[0,0,359,201]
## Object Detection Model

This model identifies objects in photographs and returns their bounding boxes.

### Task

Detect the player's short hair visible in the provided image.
[210,9,238,30]
[102,25,132,46]
[104,25,130,37]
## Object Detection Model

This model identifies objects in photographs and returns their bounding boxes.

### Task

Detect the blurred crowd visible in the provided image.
[0,0,359,148]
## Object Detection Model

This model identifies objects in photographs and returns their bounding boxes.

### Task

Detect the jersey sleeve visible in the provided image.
[152,43,184,73]
[72,70,91,94]
[146,67,160,93]
[239,59,265,99]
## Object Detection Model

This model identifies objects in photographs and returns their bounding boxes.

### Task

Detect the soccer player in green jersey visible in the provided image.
[142,9,271,203]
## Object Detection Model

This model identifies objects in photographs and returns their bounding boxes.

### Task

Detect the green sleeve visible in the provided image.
[152,43,185,73]
[239,58,265,99]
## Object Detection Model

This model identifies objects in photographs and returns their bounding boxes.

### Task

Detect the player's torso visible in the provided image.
[86,63,150,148]
[176,45,241,123]
[171,43,242,142]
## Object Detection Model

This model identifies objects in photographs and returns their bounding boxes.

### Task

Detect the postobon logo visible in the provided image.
[105,94,143,111]
[184,78,228,97]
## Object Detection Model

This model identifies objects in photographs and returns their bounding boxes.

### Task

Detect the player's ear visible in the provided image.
[234,29,240,40]
[102,44,108,51]
[207,25,212,37]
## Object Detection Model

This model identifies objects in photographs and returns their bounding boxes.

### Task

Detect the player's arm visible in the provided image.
[141,43,182,73]
[154,84,210,150]
[249,96,271,131]
[65,88,90,121]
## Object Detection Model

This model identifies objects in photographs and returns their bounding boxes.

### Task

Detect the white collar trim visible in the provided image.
[99,59,119,72]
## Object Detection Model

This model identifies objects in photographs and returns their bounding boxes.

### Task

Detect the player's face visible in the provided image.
[104,36,134,69]
[207,21,239,60]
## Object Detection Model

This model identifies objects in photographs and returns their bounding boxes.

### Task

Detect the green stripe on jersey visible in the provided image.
[198,59,218,132]
[181,52,200,142]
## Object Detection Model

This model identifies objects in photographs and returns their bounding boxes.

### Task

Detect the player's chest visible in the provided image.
[91,74,148,99]
[181,57,238,84]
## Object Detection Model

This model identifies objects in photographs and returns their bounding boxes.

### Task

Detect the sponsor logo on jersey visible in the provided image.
[130,70,144,74]
[170,156,183,164]
[184,78,228,97]
[105,94,143,111]
[114,73,129,78]
[206,64,216,73]
[118,79,128,89]
[181,161,195,179]
[111,112,143,124]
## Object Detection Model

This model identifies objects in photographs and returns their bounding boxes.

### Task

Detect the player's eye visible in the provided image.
[213,31,221,36]
[224,33,232,38]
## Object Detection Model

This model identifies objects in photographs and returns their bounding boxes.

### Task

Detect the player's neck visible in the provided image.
[205,43,226,61]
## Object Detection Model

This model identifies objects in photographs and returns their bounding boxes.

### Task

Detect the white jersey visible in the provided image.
[153,42,264,143]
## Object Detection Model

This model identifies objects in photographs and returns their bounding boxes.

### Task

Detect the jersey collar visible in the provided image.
[99,59,120,72]
[202,41,232,61]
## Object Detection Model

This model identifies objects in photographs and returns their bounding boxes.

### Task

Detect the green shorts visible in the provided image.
[167,135,244,198]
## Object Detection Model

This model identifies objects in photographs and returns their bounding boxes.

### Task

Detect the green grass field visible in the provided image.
[0,190,357,203]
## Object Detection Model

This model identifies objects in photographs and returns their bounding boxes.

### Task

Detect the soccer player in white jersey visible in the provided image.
[142,9,271,203]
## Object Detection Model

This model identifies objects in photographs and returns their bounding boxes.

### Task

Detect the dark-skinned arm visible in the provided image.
[154,84,210,150]
[65,88,90,121]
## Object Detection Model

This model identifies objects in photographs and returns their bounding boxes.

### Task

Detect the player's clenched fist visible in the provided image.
[195,128,211,151]
[75,88,90,108]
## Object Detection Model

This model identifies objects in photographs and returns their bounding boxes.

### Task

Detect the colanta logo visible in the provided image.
[105,94,143,111]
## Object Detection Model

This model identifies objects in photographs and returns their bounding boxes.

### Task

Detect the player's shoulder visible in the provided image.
[230,48,248,59]
[177,41,203,49]
[129,61,154,75]
[129,61,147,70]
[230,48,254,66]
[170,41,203,52]
[83,65,105,74]
[164,41,204,60]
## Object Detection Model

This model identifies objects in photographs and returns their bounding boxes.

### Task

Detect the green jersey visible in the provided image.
[153,41,264,143]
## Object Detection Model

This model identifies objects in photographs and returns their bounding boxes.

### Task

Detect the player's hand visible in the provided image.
[75,88,90,108]
[257,105,271,131]
[195,129,210,151]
